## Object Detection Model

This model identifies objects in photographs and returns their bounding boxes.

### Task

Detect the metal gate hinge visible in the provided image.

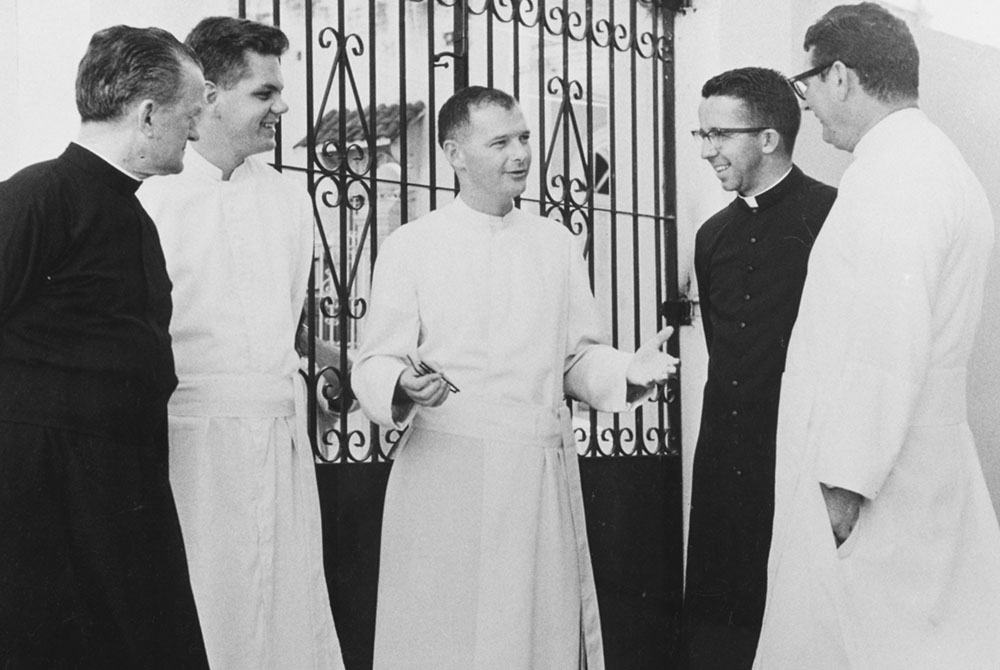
[659,299,693,326]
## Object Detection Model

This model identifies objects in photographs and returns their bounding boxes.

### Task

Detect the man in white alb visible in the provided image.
[352,85,679,670]
[754,4,1000,668]
[139,16,344,670]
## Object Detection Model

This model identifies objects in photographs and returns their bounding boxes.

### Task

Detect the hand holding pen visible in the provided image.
[395,355,459,408]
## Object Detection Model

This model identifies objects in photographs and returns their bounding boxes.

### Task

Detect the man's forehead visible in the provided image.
[229,51,284,88]
[699,94,749,120]
[467,103,526,130]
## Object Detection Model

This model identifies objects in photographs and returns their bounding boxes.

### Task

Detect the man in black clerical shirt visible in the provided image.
[681,67,837,670]
[0,26,210,668]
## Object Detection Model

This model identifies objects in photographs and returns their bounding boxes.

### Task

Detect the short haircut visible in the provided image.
[437,86,518,148]
[76,25,201,123]
[701,67,802,155]
[185,17,289,89]
[804,2,919,103]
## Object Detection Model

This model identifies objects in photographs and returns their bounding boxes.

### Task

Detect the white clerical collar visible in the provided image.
[455,194,517,227]
[184,146,254,182]
[738,166,793,209]
[72,141,144,181]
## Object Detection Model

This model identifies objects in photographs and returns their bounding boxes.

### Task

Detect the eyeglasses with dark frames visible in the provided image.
[690,127,770,147]
[787,61,852,100]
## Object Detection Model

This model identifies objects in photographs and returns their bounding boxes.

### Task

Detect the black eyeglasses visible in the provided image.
[690,127,770,147]
[787,61,851,100]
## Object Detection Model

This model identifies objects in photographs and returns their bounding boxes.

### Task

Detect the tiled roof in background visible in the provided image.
[296,101,426,148]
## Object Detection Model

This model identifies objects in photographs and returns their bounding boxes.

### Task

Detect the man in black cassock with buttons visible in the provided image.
[681,67,837,670]
[0,26,209,668]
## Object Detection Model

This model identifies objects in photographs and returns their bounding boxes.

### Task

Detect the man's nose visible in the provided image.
[700,138,717,160]
[273,95,290,115]
[510,140,529,162]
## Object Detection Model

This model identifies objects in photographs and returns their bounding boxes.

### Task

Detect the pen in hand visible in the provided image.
[406,355,460,394]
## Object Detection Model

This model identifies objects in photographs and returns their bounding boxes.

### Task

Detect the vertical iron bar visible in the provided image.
[453,0,469,90]
[651,4,666,454]
[238,0,247,19]
[427,0,439,209]
[304,0,318,455]
[272,0,283,171]
[535,0,545,217]
[336,0,351,463]
[398,0,410,225]
[511,0,520,101]
[560,0,569,229]
[367,0,379,454]
[584,0,600,457]
[607,0,621,455]
[629,0,645,455]
[486,1,495,89]
[661,8,681,458]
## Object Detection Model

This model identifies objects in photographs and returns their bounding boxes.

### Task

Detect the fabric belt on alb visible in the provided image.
[410,397,605,670]
[168,373,311,458]
[169,373,301,418]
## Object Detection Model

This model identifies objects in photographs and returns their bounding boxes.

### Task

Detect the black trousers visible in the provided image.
[0,421,208,670]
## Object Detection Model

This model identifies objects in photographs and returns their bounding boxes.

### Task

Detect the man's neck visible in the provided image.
[740,160,793,198]
[76,123,145,180]
[458,190,514,217]
[192,140,248,181]
[846,97,919,152]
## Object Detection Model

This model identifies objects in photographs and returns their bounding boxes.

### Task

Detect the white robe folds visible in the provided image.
[139,150,344,670]
[753,109,1000,669]
[352,196,635,670]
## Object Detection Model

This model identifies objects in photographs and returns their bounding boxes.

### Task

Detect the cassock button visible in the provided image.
[739,321,747,329]
[749,236,758,244]
[746,264,755,273]
[731,410,739,417]
[744,293,751,301]
[731,379,739,387]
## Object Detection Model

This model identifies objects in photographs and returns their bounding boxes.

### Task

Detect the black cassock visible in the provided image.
[683,166,836,670]
[0,144,208,668]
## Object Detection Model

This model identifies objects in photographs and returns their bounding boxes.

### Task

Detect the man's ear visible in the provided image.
[830,60,853,102]
[442,138,463,171]
[136,99,157,138]
[759,128,781,155]
[204,80,219,106]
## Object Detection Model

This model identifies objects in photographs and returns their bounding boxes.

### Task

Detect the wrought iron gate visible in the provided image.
[240,0,689,667]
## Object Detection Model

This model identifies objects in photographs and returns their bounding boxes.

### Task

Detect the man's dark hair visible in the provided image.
[804,2,919,103]
[185,17,289,89]
[437,86,519,148]
[76,25,201,123]
[701,67,802,155]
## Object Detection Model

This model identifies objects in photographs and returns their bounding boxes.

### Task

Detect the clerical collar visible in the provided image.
[454,194,517,228]
[64,142,143,196]
[71,141,145,182]
[736,165,799,211]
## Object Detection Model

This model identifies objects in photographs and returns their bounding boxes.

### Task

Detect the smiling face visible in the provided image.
[696,95,767,195]
[444,102,531,216]
[209,50,288,164]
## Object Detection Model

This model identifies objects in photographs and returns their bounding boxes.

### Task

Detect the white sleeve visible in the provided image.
[562,238,633,412]
[351,231,419,429]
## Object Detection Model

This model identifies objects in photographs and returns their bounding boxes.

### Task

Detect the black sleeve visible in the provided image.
[694,226,713,352]
[0,174,56,324]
